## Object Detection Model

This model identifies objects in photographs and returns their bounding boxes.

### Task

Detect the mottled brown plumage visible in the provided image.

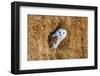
[49,35,58,48]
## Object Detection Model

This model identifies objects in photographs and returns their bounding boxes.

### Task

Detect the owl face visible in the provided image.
[55,28,67,39]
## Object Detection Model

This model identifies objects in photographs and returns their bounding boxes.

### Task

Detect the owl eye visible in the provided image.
[63,32,65,34]
[59,32,61,34]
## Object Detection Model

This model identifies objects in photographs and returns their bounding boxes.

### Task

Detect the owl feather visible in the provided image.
[48,28,67,48]
[49,35,58,48]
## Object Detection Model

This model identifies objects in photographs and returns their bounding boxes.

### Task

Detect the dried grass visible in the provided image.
[27,15,88,61]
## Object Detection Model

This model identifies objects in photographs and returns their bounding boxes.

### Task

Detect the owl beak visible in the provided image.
[60,34,63,38]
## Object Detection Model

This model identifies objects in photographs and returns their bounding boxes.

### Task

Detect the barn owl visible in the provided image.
[49,28,67,48]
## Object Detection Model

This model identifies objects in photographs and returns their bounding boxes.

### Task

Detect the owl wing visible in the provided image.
[49,35,58,48]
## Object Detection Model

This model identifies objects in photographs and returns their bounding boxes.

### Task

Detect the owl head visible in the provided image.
[55,28,67,39]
